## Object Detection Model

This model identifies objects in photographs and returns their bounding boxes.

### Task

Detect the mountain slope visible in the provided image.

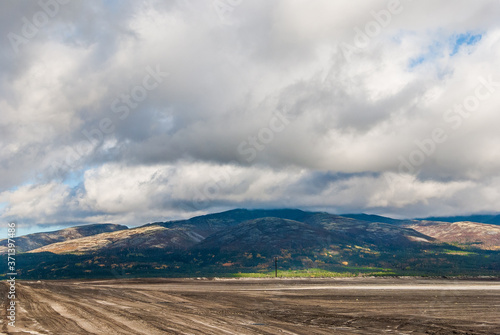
[0,223,127,254]
[196,217,333,253]
[28,226,204,254]
[22,211,437,255]
[405,221,500,250]
[304,213,436,248]
[25,209,317,255]
[5,209,500,279]
[148,208,317,238]
[340,213,414,225]
[418,214,500,226]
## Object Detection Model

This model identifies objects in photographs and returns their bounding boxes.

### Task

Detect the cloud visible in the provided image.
[1,162,497,228]
[0,182,75,223]
[2,0,500,228]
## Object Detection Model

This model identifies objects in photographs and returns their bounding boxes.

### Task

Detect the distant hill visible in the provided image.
[3,209,500,279]
[404,221,500,250]
[26,209,318,255]
[304,213,434,247]
[28,225,204,254]
[0,223,127,254]
[36,210,432,255]
[148,208,317,237]
[340,213,413,225]
[196,217,334,252]
[418,214,500,226]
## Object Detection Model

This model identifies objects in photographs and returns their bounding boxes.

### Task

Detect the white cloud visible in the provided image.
[0,183,74,223]
[2,1,500,228]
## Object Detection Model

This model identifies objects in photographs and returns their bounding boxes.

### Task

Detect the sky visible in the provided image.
[2,0,500,234]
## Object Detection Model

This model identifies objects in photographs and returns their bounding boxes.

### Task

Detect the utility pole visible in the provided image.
[274,257,278,278]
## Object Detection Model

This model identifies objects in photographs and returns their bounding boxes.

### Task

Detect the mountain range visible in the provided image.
[2,209,499,279]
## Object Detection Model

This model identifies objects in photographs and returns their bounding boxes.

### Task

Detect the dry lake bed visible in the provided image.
[1,277,499,334]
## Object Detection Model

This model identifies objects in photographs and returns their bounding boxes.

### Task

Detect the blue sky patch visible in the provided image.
[64,170,86,188]
[408,32,482,69]
[408,39,444,69]
[450,32,482,55]
[408,55,426,68]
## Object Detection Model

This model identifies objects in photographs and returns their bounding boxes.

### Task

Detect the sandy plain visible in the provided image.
[1,277,499,334]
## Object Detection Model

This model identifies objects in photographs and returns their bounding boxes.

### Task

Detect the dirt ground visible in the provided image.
[0,277,499,334]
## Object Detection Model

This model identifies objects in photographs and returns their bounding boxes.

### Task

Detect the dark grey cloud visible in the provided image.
[2,0,500,229]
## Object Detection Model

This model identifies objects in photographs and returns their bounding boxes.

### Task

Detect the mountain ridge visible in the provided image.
[0,223,127,254]
[3,209,499,279]
[417,214,500,225]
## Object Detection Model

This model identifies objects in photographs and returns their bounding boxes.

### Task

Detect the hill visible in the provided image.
[303,213,435,247]
[0,223,127,254]
[418,214,500,226]
[196,217,334,252]
[28,225,204,254]
[340,213,413,225]
[404,221,500,250]
[2,209,499,279]
[148,208,317,237]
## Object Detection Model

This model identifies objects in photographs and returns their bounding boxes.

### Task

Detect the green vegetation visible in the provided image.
[232,267,399,278]
[2,244,499,280]
[442,249,478,256]
[233,268,356,278]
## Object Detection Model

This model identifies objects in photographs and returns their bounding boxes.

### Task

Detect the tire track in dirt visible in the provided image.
[1,279,498,334]
[22,284,184,334]
[0,283,8,334]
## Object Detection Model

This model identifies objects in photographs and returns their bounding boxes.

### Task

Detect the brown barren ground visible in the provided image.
[1,277,499,334]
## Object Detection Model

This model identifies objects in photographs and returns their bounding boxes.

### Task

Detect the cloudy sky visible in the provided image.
[2,0,500,233]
